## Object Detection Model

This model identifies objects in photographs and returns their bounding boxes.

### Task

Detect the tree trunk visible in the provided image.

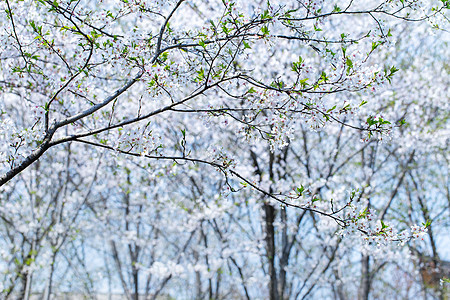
[358,255,371,300]
[264,203,279,300]
[278,207,288,300]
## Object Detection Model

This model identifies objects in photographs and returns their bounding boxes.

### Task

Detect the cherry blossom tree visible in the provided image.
[0,0,449,299]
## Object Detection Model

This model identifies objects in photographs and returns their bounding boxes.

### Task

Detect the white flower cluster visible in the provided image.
[206,145,235,171]
[0,116,45,173]
[115,125,161,156]
[340,204,429,246]
[304,0,324,13]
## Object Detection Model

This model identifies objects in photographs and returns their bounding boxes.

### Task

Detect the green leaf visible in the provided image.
[327,105,336,113]
[367,116,376,126]
[422,219,432,227]
[390,65,399,75]
[261,9,271,20]
[299,78,309,88]
[346,58,353,69]
[371,42,380,51]
[296,185,305,196]
[222,24,230,34]
[387,28,392,37]
[261,25,270,35]
[196,68,205,82]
